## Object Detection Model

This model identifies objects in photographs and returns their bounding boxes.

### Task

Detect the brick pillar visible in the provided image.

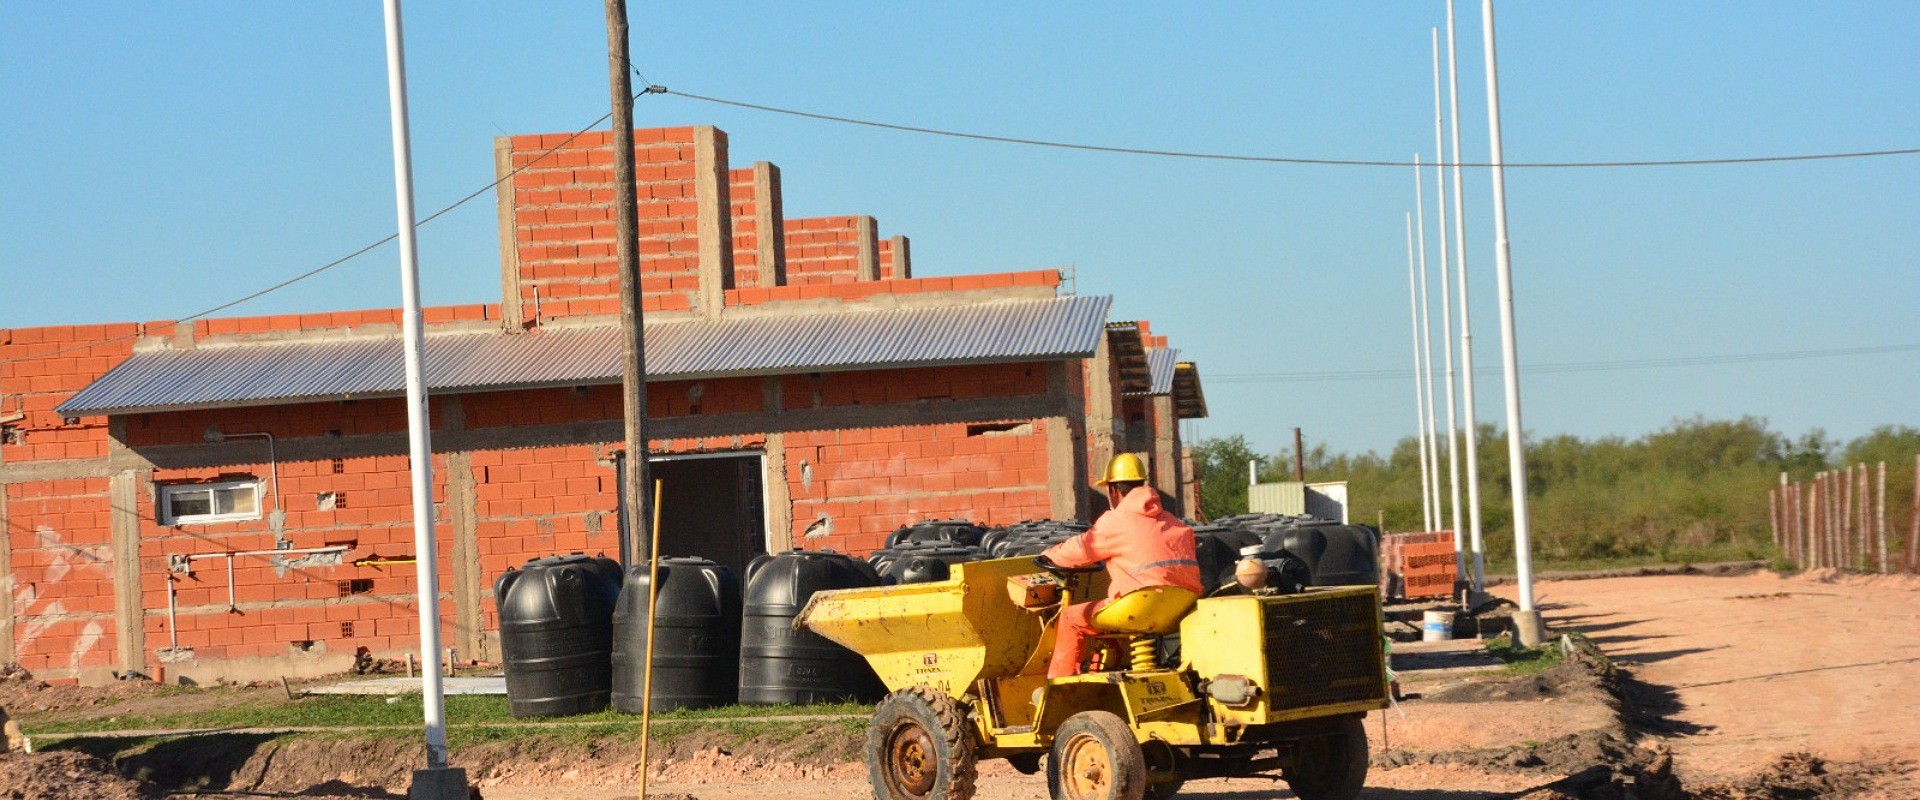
[855,216,879,282]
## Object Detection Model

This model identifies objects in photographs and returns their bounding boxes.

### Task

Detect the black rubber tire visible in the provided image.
[866,686,978,800]
[1282,716,1369,800]
[1047,710,1147,800]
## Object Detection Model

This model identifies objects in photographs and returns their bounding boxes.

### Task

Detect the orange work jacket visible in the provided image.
[1040,486,1204,600]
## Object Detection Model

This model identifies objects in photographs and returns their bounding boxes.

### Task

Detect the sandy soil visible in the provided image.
[1492,569,1920,785]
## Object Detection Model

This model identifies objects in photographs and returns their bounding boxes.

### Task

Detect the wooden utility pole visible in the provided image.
[1293,427,1306,482]
[606,0,652,568]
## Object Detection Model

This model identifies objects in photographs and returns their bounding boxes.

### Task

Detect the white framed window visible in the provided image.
[159,480,261,525]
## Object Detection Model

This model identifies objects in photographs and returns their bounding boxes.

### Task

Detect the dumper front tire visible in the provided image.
[1047,710,1147,800]
[1282,716,1369,800]
[867,686,977,800]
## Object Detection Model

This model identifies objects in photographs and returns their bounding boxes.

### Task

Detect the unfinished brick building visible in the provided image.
[0,124,1206,684]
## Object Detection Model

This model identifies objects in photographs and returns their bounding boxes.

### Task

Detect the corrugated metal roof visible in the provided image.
[58,295,1113,417]
[1126,347,1180,397]
[1172,361,1208,419]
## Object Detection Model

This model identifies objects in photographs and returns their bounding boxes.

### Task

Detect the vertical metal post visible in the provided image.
[380,0,448,771]
[606,0,653,569]
[1480,0,1539,621]
[1445,0,1487,590]
[1431,29,1465,574]
[1413,159,1442,532]
[1404,214,1434,532]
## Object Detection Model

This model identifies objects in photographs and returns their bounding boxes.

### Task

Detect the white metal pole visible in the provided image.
[1432,29,1466,576]
[1405,214,1434,533]
[1446,0,1488,592]
[1414,158,1443,531]
[381,0,448,769]
[1249,458,1258,487]
[1480,0,1537,616]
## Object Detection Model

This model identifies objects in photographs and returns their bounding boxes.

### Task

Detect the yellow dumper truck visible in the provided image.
[798,556,1389,800]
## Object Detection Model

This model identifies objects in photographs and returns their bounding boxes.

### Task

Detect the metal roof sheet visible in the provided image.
[1126,347,1180,397]
[58,295,1113,417]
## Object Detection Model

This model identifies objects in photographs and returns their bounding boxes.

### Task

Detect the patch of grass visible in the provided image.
[1483,633,1567,676]
[28,693,868,736]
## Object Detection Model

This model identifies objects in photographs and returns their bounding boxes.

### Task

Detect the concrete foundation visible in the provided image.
[409,766,470,800]
[1511,609,1545,647]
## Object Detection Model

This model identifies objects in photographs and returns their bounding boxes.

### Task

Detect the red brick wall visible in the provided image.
[786,420,1055,554]
[5,478,116,673]
[0,324,143,463]
[134,451,458,664]
[502,127,730,322]
[783,216,875,286]
[878,236,911,280]
[728,167,762,289]
[3,354,1065,679]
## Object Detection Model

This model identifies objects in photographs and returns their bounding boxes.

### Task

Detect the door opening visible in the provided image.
[616,451,768,577]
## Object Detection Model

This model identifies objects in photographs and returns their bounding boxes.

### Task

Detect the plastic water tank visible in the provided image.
[738,550,884,704]
[494,553,623,718]
[611,557,742,713]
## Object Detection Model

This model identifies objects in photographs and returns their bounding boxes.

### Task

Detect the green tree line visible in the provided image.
[1192,418,1920,570]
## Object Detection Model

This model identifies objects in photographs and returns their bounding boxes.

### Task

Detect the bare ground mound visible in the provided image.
[0,751,148,800]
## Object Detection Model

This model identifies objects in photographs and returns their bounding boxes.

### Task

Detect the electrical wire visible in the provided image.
[651,86,1920,169]
[2,94,654,366]
[1209,342,1920,384]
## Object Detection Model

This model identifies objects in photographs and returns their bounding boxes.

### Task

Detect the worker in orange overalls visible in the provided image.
[1037,453,1204,678]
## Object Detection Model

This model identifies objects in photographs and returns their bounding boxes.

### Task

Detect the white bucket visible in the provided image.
[1421,610,1455,642]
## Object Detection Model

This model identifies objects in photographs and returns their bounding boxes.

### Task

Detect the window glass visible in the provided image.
[161,480,261,524]
[170,490,213,519]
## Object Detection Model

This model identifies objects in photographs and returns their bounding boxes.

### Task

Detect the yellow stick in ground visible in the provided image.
[637,479,664,799]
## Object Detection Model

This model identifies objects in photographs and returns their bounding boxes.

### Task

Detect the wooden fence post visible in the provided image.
[1876,461,1888,574]
[1910,455,1919,574]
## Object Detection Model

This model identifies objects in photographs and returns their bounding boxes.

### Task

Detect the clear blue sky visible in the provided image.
[3,3,1915,457]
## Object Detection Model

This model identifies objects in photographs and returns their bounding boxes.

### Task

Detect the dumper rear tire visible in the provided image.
[866,686,977,800]
[1047,710,1147,800]
[1282,716,1368,800]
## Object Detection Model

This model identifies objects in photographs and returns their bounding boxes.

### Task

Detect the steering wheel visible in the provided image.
[1031,554,1103,576]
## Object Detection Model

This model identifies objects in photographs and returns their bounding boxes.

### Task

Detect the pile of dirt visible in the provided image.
[1423,639,1618,707]
[55,720,867,796]
[0,663,165,717]
[0,751,151,799]
[1689,752,1918,800]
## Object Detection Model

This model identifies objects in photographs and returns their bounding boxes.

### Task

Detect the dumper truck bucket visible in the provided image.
[796,557,1049,698]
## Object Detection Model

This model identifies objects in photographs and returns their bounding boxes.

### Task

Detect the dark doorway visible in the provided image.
[617,452,767,577]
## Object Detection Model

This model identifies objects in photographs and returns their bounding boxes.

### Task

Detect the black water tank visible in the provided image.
[739,550,884,704]
[878,545,977,585]
[1191,528,1237,594]
[611,557,742,713]
[495,553,623,718]
[1261,525,1380,587]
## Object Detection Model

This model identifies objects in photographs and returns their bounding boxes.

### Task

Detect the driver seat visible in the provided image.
[1088,585,1199,672]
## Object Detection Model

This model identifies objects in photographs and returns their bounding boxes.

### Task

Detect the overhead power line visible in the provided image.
[3,94,656,366]
[651,86,1919,169]
[1209,342,1920,384]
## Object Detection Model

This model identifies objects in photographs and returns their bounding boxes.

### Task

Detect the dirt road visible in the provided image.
[1494,568,1920,784]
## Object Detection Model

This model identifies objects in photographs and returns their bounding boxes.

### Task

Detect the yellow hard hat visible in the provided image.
[1096,453,1149,486]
